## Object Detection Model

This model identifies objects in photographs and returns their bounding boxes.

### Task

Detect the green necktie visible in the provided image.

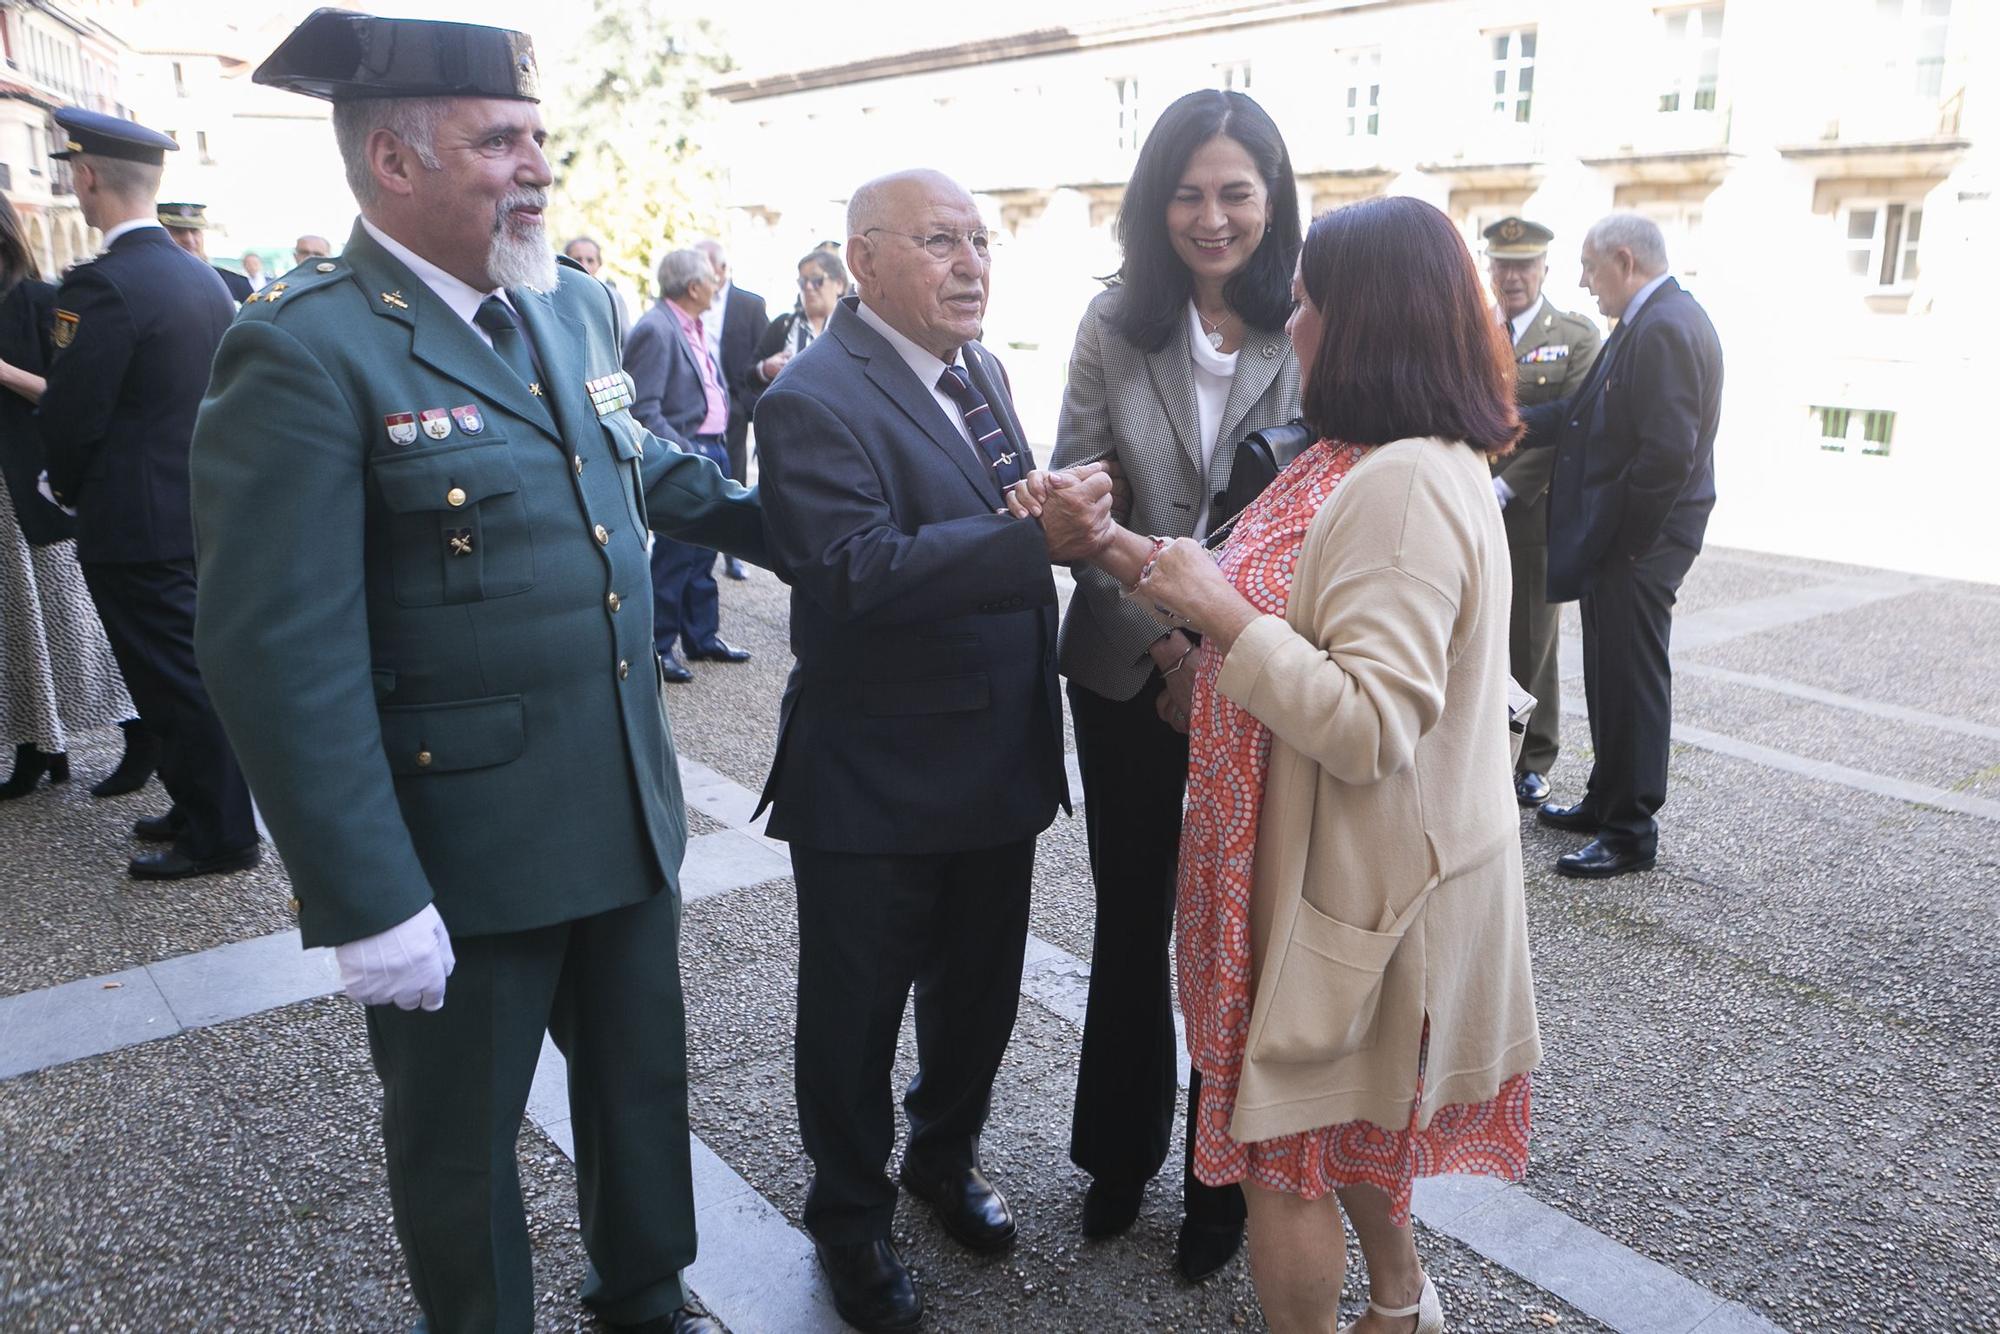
[474,296,537,392]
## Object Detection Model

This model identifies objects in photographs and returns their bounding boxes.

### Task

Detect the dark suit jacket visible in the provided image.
[623,301,712,444]
[214,266,253,303]
[38,225,236,563]
[1520,278,1722,601]
[752,298,1068,854]
[716,283,767,434]
[0,279,74,546]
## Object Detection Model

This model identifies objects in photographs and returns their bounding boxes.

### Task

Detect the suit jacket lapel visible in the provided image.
[964,343,1031,475]
[832,304,998,507]
[1145,317,1202,473]
[1212,330,1285,493]
[512,285,594,451]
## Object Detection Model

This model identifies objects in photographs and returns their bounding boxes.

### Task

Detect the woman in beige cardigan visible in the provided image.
[1014,197,1540,1333]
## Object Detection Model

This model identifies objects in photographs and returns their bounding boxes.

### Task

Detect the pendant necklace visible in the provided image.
[1197,308,1235,351]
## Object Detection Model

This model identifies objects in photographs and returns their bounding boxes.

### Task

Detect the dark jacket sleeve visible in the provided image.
[754,383,1055,628]
[1616,318,1708,557]
[36,266,133,502]
[636,425,766,564]
[622,315,675,442]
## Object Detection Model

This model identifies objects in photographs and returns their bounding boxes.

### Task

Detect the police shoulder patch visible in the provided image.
[52,310,79,349]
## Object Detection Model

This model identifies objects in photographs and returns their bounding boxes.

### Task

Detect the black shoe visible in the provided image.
[133,810,185,843]
[1555,839,1655,879]
[814,1238,923,1333]
[658,650,694,683]
[685,638,751,663]
[723,557,748,581]
[91,719,158,798]
[1514,770,1552,806]
[129,844,261,880]
[0,744,68,800]
[1536,800,1598,833]
[1174,1217,1245,1283]
[1081,1178,1145,1238]
[613,1305,725,1334]
[899,1156,1017,1252]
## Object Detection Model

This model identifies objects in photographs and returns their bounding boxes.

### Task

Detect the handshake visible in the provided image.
[1004,460,1130,562]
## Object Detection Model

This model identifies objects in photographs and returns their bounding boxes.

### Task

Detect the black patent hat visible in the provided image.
[252,9,538,103]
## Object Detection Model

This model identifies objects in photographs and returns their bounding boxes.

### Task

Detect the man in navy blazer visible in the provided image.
[1518,212,1723,879]
[623,248,753,680]
[753,168,1112,1333]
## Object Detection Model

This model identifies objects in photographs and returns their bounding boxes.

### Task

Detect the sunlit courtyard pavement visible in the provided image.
[4,546,1997,1332]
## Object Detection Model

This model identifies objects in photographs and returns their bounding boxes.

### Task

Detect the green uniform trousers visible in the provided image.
[1504,514,1562,776]
[366,885,693,1333]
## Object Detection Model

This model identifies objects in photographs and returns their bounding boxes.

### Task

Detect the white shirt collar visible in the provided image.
[1507,294,1546,345]
[102,217,164,247]
[856,297,957,386]
[1623,272,1673,325]
[360,215,511,332]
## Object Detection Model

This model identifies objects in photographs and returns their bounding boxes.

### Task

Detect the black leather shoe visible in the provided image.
[1555,839,1655,879]
[133,810,185,843]
[1175,1218,1245,1283]
[1536,800,1599,833]
[658,650,694,683]
[685,638,752,663]
[814,1238,923,1333]
[129,844,261,880]
[614,1304,725,1334]
[1081,1178,1145,1238]
[723,557,748,581]
[900,1156,1016,1252]
[91,719,157,798]
[1514,770,1552,806]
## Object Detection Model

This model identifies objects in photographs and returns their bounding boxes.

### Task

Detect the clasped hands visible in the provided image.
[1003,460,1123,562]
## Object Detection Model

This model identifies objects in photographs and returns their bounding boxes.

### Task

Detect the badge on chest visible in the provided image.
[585,371,635,417]
[1521,345,1570,364]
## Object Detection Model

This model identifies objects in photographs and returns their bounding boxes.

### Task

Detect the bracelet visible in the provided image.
[1124,536,1168,595]
[1161,640,1198,677]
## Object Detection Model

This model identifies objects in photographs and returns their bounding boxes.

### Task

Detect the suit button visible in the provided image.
[594,524,610,545]
[446,487,467,507]
[607,592,622,612]
[288,896,301,914]
[1537,375,1547,385]
[617,658,630,680]
[574,455,585,475]
[416,749,433,767]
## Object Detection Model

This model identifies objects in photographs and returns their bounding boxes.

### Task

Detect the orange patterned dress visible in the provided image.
[1179,439,1532,1225]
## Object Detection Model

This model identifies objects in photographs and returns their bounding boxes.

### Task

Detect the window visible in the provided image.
[1489,28,1536,123]
[1111,77,1142,151]
[1338,49,1382,138]
[1657,6,1723,113]
[1215,61,1252,91]
[196,130,211,162]
[1811,405,1895,456]
[172,61,186,97]
[1843,201,1922,286]
[1874,0,1951,99]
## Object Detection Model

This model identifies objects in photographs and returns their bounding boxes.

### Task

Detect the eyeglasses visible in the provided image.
[862,227,992,261]
[798,275,832,290]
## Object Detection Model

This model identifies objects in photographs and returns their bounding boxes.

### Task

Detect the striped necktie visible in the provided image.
[936,363,1023,489]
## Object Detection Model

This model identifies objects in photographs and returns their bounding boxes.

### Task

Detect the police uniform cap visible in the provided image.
[252,9,538,103]
[52,108,179,165]
[158,202,212,231]
[1483,216,1554,260]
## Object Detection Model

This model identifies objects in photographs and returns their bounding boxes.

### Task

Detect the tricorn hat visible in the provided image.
[252,9,538,103]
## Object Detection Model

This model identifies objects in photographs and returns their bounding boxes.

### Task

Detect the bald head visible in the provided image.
[846,168,973,240]
[844,168,990,359]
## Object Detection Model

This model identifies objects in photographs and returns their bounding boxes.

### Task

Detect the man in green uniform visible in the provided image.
[188,13,760,1333]
[1484,215,1602,807]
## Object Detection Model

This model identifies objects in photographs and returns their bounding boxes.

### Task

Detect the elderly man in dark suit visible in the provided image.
[38,108,257,880]
[753,167,1112,1333]
[1519,212,1723,879]
[624,248,753,681]
[694,237,767,494]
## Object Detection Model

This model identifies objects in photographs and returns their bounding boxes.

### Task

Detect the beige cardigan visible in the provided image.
[1211,436,1541,1143]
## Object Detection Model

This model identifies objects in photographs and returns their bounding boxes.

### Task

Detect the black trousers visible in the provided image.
[367,886,695,1334]
[791,836,1035,1244]
[649,436,727,656]
[81,559,255,859]
[1067,679,1244,1229]
[1578,539,1700,857]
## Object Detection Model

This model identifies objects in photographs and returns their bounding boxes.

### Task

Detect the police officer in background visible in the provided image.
[191,13,761,1333]
[1483,216,1601,808]
[39,108,259,880]
[157,203,254,303]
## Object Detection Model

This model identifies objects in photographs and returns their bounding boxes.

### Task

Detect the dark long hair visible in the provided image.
[0,191,38,297]
[1110,89,1301,353]
[1298,196,1522,455]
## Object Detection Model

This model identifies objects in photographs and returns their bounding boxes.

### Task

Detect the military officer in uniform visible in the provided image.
[189,14,761,1334]
[1483,216,1601,807]
[39,108,259,879]
[157,203,254,302]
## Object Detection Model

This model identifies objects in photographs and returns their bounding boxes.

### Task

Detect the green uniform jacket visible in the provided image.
[1493,301,1601,550]
[190,222,764,947]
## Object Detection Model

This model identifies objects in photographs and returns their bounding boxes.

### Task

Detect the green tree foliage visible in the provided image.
[547,1,733,304]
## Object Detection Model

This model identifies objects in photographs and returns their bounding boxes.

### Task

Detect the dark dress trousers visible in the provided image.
[753,297,1068,1244]
[716,282,768,484]
[1520,277,1722,856]
[623,301,727,656]
[190,221,765,1334]
[1492,300,1601,776]
[37,225,254,860]
[0,278,75,547]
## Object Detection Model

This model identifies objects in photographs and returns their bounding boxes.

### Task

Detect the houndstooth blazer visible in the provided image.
[1050,285,1302,701]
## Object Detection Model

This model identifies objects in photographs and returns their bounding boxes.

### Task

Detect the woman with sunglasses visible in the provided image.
[1048,87,1302,1281]
[745,247,848,408]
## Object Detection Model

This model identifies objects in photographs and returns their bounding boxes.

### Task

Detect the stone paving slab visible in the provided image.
[0,965,176,1080]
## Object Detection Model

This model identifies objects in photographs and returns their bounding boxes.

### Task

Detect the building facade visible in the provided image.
[1,0,124,275]
[713,0,1995,581]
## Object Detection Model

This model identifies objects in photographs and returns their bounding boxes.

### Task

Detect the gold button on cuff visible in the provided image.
[607,592,622,612]
[446,487,467,507]
[594,524,610,545]
[416,749,433,767]
[288,896,301,914]
[617,659,630,680]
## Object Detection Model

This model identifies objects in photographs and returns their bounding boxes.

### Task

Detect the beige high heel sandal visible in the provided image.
[1337,1274,1446,1334]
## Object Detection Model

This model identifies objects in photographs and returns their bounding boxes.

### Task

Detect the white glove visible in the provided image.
[335,903,456,1011]
[1492,476,1514,509]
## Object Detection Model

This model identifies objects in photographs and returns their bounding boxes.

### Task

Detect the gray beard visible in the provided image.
[488,223,558,293]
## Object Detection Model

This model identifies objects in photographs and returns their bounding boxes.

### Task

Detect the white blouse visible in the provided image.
[1187,300,1240,539]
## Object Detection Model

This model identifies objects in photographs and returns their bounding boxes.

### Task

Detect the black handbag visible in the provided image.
[1207,417,1314,545]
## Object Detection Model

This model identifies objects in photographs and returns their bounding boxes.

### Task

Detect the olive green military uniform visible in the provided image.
[190,220,764,1332]
[1494,299,1601,774]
